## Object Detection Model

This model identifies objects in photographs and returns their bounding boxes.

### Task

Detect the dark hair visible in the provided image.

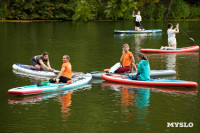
[42,51,48,56]
[168,23,173,29]
[138,54,148,60]
[64,55,70,61]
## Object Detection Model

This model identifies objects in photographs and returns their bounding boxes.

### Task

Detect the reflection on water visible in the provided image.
[136,88,150,120]
[114,33,162,54]
[166,54,177,70]
[101,82,150,124]
[60,91,73,121]
[120,88,134,122]
[146,52,199,78]
[101,81,198,124]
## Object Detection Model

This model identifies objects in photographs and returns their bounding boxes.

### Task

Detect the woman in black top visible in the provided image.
[31,51,53,71]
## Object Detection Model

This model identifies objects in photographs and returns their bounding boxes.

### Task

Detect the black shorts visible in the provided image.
[49,76,71,83]
[135,21,141,27]
[31,58,40,66]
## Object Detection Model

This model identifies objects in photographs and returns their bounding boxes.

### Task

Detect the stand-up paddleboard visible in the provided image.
[101,74,198,88]
[13,64,59,77]
[8,73,92,95]
[101,81,198,94]
[140,46,199,53]
[90,70,176,78]
[114,29,162,34]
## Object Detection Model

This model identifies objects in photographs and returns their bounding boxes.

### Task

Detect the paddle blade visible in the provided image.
[190,38,195,42]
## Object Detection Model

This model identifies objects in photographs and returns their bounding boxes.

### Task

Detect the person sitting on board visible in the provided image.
[114,44,137,73]
[129,54,150,81]
[31,51,53,71]
[132,11,145,31]
[49,55,72,84]
[161,23,179,50]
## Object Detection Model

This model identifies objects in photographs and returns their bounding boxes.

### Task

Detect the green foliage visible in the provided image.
[154,4,166,20]
[104,0,137,20]
[170,0,190,19]
[188,7,200,19]
[72,0,96,23]
[142,3,155,20]
[0,0,199,21]
[0,3,8,19]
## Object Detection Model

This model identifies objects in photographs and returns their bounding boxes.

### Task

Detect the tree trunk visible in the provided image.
[163,0,173,20]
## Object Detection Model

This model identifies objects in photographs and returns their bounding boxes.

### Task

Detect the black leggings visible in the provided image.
[49,76,71,83]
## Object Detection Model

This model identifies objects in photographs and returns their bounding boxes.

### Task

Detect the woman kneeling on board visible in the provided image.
[49,55,72,84]
[132,11,145,31]
[161,23,179,50]
[31,51,53,71]
[129,54,150,81]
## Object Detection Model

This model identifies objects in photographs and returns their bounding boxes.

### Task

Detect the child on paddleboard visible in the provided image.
[49,55,72,84]
[31,51,53,71]
[132,11,145,31]
[114,44,137,73]
[161,23,179,50]
[129,54,150,81]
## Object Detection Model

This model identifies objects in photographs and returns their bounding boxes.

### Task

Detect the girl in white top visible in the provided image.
[132,11,145,31]
[161,23,179,49]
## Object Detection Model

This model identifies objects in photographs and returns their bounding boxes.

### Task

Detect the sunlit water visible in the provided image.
[0,21,200,133]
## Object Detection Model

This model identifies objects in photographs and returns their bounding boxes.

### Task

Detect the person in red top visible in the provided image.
[115,44,137,73]
[49,55,72,83]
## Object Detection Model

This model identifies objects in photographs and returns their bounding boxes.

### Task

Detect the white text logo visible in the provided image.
[167,122,193,127]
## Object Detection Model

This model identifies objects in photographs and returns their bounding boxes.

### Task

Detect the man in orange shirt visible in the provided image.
[115,44,137,73]
[49,55,72,83]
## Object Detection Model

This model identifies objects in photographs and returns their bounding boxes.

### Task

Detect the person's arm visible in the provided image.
[137,62,142,75]
[174,23,179,33]
[131,56,137,71]
[39,60,50,70]
[132,11,135,17]
[120,50,124,63]
[56,67,65,83]
[47,60,51,68]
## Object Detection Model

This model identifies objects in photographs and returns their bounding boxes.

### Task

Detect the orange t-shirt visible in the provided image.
[61,62,72,79]
[122,51,133,67]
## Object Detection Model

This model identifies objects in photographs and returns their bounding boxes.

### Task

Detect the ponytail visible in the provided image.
[138,54,148,60]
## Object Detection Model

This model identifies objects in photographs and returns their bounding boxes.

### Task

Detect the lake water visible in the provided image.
[0,21,200,133]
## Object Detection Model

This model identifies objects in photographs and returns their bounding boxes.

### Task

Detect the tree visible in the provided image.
[163,0,173,20]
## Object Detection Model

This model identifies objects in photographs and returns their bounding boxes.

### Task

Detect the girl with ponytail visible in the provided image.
[130,54,150,81]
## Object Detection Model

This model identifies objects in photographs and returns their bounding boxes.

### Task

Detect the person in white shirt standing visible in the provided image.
[161,23,179,49]
[132,11,145,31]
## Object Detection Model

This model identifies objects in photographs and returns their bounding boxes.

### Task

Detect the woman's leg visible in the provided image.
[115,66,131,73]
[59,76,71,83]
[49,78,56,83]
[170,44,176,49]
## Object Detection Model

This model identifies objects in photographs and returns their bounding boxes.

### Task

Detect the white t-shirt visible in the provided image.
[167,29,176,45]
[136,15,141,22]
[167,29,175,38]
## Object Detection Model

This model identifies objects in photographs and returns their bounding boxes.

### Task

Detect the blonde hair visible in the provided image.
[64,55,70,61]
[123,44,129,48]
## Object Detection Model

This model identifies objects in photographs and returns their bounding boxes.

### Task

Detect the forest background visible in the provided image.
[0,0,200,22]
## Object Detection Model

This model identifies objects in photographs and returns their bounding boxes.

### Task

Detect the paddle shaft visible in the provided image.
[179,27,195,42]
[139,22,144,30]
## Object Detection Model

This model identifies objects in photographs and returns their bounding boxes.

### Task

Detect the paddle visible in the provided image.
[139,22,145,30]
[53,70,60,75]
[179,27,195,42]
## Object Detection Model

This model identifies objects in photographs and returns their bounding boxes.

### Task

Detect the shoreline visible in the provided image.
[0,19,200,23]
